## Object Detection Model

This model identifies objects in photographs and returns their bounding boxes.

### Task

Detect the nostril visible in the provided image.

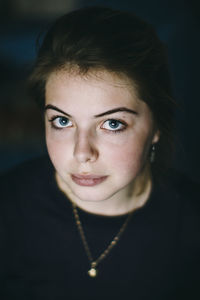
[73,139,98,163]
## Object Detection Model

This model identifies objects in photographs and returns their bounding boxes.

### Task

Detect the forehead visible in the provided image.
[45,69,143,112]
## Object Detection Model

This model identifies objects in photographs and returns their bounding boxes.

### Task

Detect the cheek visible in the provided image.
[45,132,71,168]
[105,134,151,173]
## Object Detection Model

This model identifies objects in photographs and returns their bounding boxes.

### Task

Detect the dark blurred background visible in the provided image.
[0,0,200,180]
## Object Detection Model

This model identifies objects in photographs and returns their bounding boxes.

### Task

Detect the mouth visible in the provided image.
[71,174,108,187]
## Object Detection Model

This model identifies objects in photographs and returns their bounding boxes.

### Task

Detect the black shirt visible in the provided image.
[0,156,199,299]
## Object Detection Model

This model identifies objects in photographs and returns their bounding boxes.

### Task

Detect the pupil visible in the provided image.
[59,118,67,125]
[109,120,118,128]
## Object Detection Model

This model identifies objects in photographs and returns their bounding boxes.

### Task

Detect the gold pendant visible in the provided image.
[88,267,97,277]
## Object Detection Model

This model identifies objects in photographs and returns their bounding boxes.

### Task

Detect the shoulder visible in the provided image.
[170,170,200,233]
[169,170,199,213]
[0,155,55,205]
[1,155,53,183]
[163,170,200,254]
[157,169,199,209]
[154,170,200,245]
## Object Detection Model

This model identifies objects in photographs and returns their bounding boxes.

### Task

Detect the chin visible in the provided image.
[72,189,113,203]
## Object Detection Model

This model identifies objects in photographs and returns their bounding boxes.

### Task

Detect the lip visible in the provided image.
[71,174,108,187]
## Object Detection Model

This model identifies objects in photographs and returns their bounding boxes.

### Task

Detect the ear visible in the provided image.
[152,130,160,144]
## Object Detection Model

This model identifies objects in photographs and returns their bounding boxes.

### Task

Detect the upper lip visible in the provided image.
[71,174,107,179]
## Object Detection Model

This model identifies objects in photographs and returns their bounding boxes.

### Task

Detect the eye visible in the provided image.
[49,116,72,129]
[101,119,126,132]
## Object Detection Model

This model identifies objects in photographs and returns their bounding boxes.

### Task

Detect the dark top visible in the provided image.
[0,156,199,300]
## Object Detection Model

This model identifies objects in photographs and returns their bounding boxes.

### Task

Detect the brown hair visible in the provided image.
[29,6,176,177]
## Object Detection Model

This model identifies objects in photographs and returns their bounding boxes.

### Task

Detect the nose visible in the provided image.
[73,130,98,163]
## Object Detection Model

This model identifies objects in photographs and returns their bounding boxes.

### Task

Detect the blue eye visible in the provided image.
[102,119,126,132]
[58,117,69,126]
[49,116,72,129]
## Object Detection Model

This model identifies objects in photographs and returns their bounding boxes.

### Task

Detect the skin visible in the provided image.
[45,69,159,216]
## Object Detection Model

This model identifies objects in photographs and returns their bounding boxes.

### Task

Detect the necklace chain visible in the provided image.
[72,202,133,277]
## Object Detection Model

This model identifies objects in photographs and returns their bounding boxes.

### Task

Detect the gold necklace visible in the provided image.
[72,202,133,277]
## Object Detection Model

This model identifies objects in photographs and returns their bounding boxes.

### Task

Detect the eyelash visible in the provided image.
[48,115,71,130]
[101,119,127,134]
[48,116,127,133]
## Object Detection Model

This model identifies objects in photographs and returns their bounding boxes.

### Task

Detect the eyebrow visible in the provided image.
[44,104,138,118]
[94,107,138,117]
[45,104,72,117]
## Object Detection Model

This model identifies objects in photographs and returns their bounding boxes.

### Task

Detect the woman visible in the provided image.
[1,6,199,300]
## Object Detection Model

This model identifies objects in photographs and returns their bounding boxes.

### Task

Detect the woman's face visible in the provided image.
[45,70,159,203]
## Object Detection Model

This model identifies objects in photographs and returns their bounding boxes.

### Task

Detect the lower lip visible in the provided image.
[71,175,107,187]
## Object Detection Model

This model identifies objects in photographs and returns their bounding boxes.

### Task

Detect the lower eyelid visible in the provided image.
[101,124,128,134]
[111,127,126,134]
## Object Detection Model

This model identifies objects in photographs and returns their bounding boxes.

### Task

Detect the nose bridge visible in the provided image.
[73,128,98,163]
